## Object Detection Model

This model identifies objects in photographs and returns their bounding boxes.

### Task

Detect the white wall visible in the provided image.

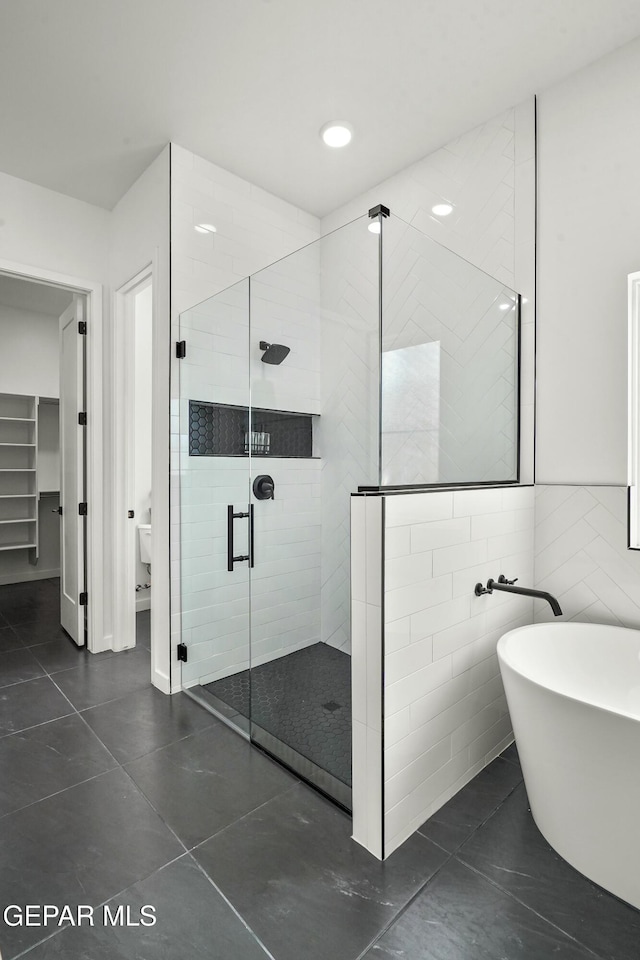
[110,146,170,683]
[352,484,535,859]
[0,305,59,397]
[0,169,109,638]
[536,36,640,484]
[533,37,640,635]
[0,170,109,282]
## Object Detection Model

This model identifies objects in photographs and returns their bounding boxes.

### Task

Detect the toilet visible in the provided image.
[138,523,151,565]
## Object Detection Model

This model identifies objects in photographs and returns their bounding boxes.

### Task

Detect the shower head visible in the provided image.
[259,341,290,365]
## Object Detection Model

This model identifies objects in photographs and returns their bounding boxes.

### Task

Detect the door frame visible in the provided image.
[113,265,153,653]
[0,257,104,652]
[113,256,171,693]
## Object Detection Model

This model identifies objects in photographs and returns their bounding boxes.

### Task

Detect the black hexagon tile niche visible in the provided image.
[189,400,314,457]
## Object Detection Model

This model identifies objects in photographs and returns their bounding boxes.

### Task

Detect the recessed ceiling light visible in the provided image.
[320,122,353,148]
[368,221,381,234]
[195,223,216,234]
[431,203,453,217]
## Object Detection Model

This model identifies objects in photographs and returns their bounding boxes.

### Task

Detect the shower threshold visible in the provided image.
[184,642,352,811]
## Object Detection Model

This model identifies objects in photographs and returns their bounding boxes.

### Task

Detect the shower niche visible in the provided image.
[178,208,519,810]
[188,401,316,459]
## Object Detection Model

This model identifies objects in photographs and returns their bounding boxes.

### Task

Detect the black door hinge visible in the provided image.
[79,592,88,606]
[78,412,87,426]
[78,502,88,516]
[177,643,188,662]
[176,340,186,359]
[78,321,87,335]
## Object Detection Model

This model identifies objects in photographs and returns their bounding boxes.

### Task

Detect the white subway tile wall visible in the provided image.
[534,485,640,625]
[382,485,534,856]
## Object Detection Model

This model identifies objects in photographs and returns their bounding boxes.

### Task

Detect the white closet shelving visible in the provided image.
[0,393,39,558]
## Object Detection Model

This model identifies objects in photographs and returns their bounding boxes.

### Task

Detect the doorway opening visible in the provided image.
[113,268,154,657]
[0,273,87,653]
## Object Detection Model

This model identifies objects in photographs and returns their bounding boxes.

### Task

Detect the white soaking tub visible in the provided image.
[497,622,640,910]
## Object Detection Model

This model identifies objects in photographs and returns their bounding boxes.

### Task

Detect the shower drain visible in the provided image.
[322,700,341,712]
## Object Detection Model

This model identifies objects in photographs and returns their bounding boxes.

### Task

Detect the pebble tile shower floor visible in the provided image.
[0,580,638,958]
[204,642,352,787]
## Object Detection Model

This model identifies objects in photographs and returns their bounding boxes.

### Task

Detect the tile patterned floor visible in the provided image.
[205,642,352,786]
[0,581,638,959]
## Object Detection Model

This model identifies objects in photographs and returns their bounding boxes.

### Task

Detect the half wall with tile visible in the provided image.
[351,484,535,859]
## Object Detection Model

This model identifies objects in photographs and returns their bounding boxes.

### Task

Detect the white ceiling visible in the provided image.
[0,275,73,317]
[1,1,640,217]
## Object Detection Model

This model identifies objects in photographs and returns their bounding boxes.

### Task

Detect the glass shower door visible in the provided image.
[179,216,380,811]
[178,280,253,733]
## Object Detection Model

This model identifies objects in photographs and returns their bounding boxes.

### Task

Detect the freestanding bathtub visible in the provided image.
[497,622,640,910]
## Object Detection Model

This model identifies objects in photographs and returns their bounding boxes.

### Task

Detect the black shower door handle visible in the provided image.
[227,504,255,571]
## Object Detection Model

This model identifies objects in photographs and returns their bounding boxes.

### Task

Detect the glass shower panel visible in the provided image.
[381,215,519,486]
[247,216,379,808]
[176,206,522,813]
[178,279,252,732]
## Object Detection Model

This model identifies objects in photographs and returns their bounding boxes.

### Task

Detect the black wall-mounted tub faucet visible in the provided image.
[475,574,563,617]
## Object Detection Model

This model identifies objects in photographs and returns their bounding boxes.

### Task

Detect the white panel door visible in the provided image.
[59,297,85,645]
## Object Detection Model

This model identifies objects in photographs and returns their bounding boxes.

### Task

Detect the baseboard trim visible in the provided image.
[0,568,60,586]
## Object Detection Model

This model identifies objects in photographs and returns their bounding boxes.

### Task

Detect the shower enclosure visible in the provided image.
[178,208,520,810]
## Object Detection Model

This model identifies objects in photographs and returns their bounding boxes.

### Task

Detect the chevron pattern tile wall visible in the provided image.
[534,485,640,626]
[321,110,516,290]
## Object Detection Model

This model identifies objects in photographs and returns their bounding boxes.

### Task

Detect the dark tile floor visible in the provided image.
[205,641,352,786]
[0,580,638,959]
